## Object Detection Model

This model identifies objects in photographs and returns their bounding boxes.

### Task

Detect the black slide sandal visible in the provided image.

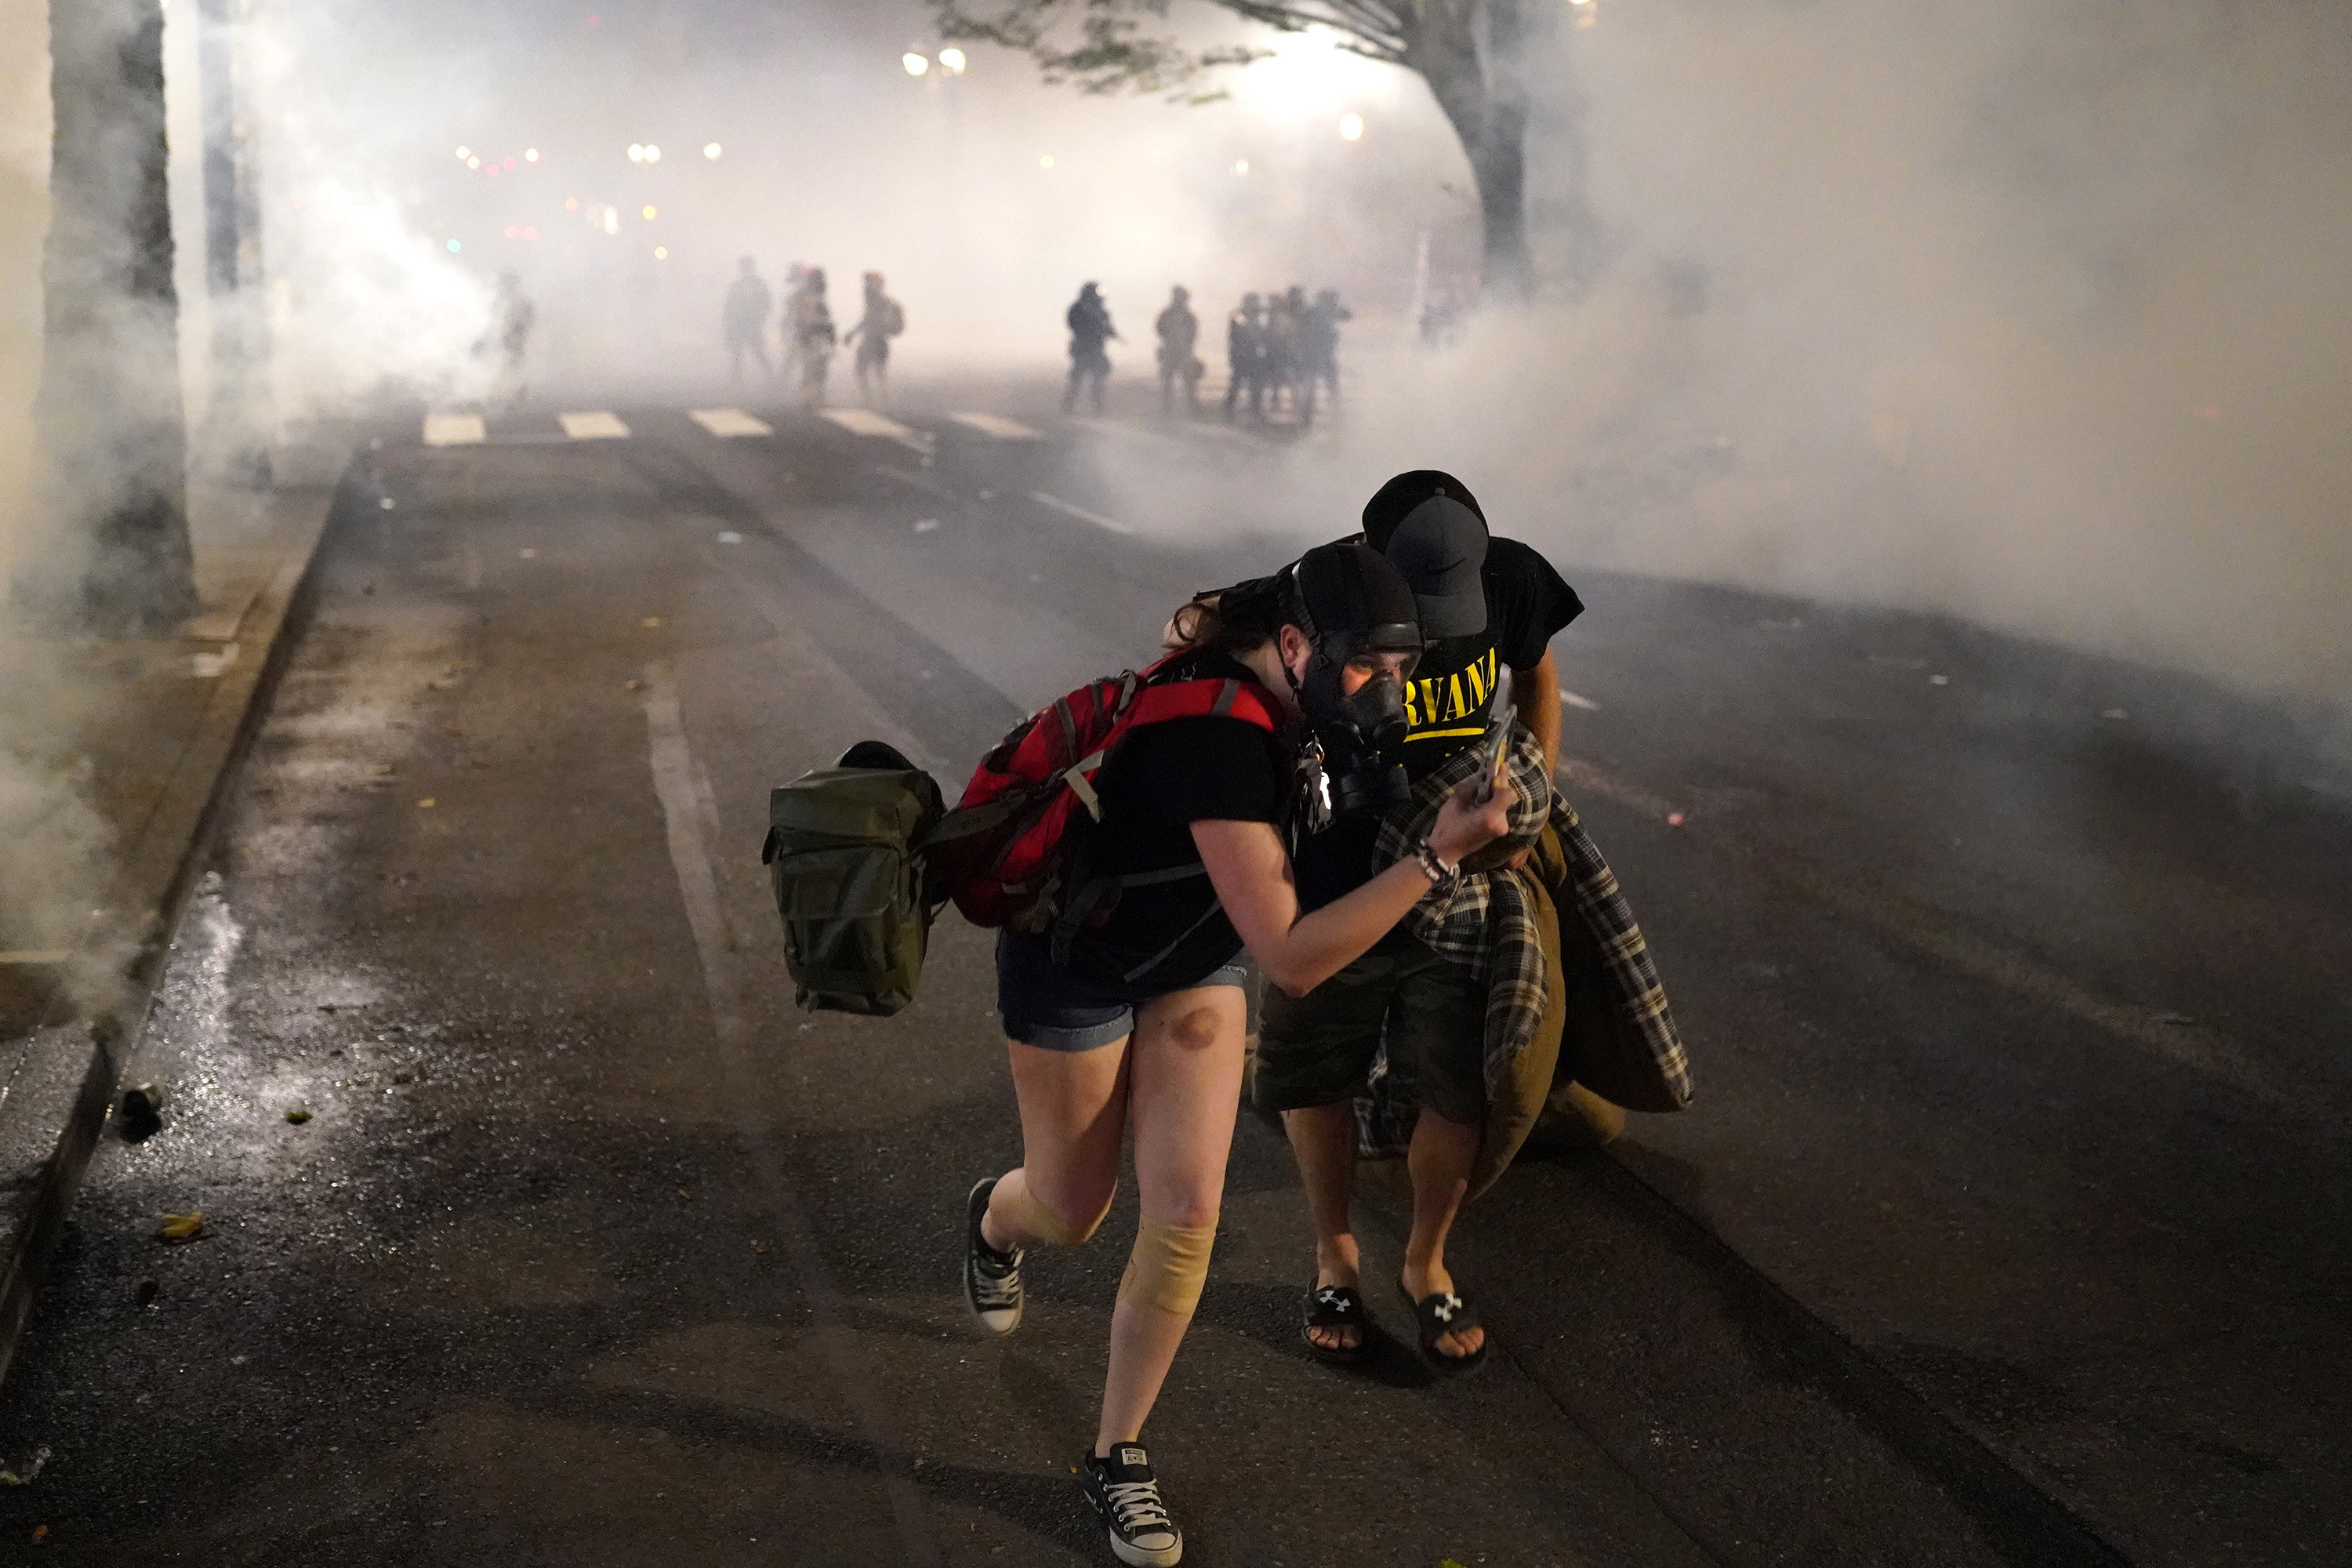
[1303,1282,1370,1363]
[1399,1279,1489,1375]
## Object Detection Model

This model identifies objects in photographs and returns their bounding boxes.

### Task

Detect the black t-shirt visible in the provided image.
[1062,655,1294,989]
[1286,535,1583,911]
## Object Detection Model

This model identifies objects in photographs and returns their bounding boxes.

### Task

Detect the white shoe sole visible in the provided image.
[1105,1528,1182,1567]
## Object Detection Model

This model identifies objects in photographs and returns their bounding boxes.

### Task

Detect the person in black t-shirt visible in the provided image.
[1174,470,1582,1376]
[961,543,1515,1567]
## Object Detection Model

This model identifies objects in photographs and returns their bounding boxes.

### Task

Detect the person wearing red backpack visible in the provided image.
[956,541,1514,1567]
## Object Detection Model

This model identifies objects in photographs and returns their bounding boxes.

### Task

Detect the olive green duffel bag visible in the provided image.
[760,741,946,1017]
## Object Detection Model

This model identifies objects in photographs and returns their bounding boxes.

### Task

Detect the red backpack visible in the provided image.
[932,653,1283,942]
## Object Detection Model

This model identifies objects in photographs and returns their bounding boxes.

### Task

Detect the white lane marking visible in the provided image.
[1561,690,1602,712]
[560,410,631,441]
[691,408,775,438]
[638,661,945,1565]
[1029,490,1130,535]
[422,414,485,447]
[191,643,241,680]
[819,407,933,452]
[0,951,71,965]
[947,412,1043,441]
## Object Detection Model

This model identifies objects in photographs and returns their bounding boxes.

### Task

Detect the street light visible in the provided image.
[642,205,657,220]
[628,143,645,162]
[644,143,662,163]
[903,51,930,76]
[1338,112,1364,141]
[524,147,540,162]
[1233,158,1250,176]
[938,47,967,74]
[703,142,723,160]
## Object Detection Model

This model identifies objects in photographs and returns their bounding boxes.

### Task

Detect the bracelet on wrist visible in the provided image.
[1412,839,1458,887]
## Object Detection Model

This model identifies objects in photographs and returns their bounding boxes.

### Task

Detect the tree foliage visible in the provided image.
[925,2,1551,292]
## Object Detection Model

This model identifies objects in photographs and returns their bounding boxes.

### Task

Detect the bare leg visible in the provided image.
[1281,1101,1363,1353]
[1095,985,1246,1455]
[982,1039,1129,1254]
[1399,1109,1485,1360]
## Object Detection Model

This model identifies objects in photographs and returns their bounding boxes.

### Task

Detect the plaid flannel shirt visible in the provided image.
[1356,728,1691,1160]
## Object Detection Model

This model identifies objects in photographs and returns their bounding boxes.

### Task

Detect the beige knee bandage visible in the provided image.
[1116,1214,1218,1316]
[1002,1178,1115,1248]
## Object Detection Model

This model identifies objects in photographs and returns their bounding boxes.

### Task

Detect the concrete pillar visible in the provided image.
[0,0,50,590]
[197,0,270,485]
[33,0,198,633]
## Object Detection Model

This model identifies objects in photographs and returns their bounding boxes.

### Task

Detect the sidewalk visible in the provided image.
[0,434,354,1391]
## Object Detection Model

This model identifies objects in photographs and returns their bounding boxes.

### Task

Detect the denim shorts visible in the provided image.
[995,931,1247,1052]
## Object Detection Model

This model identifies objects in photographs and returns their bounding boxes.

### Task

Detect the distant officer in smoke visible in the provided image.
[722,256,775,385]
[1299,286,1354,424]
[1222,292,1267,423]
[845,271,906,412]
[792,267,837,408]
[475,270,535,413]
[780,262,810,383]
[1263,285,1307,417]
[1062,281,1118,416]
[1155,285,1202,418]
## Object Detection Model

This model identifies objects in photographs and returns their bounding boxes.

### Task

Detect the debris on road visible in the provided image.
[285,1109,312,1124]
[416,798,437,810]
[136,1279,158,1308]
[1929,674,1951,686]
[0,1446,51,1486]
[622,679,643,691]
[716,531,743,543]
[913,518,941,534]
[640,616,662,629]
[1667,811,1687,828]
[117,1083,164,1142]
[157,1212,206,1243]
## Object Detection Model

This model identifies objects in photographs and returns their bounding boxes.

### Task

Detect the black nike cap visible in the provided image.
[1287,541,1422,655]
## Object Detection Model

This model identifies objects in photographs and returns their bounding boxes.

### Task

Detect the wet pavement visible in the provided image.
[0,381,2345,1565]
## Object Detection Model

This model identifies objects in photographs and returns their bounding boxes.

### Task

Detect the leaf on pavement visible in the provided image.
[158,1212,205,1243]
[285,1109,311,1124]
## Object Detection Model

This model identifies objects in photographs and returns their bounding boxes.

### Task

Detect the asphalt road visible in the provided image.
[0,377,2344,1566]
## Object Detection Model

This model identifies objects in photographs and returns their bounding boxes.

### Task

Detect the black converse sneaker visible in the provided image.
[1080,1444,1183,1567]
[962,1177,1024,1334]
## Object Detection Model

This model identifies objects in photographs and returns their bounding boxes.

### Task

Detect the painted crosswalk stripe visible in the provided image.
[819,407,932,453]
[561,411,632,441]
[691,408,774,438]
[1029,490,1130,535]
[422,414,486,447]
[947,412,1043,441]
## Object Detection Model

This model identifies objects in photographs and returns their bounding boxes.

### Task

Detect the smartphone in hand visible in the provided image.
[1472,666,1516,806]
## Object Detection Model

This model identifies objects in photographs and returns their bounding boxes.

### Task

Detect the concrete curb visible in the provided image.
[0,456,360,1395]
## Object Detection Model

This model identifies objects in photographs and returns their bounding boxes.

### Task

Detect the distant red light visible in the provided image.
[486,165,500,178]
[524,226,539,240]
[586,13,600,25]
[504,225,520,239]
[503,157,517,170]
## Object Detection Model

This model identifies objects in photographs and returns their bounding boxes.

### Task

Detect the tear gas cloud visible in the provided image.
[14,0,2352,747]
[249,0,2338,729]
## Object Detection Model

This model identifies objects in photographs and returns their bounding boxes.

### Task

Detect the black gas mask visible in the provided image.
[1284,580,1421,818]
